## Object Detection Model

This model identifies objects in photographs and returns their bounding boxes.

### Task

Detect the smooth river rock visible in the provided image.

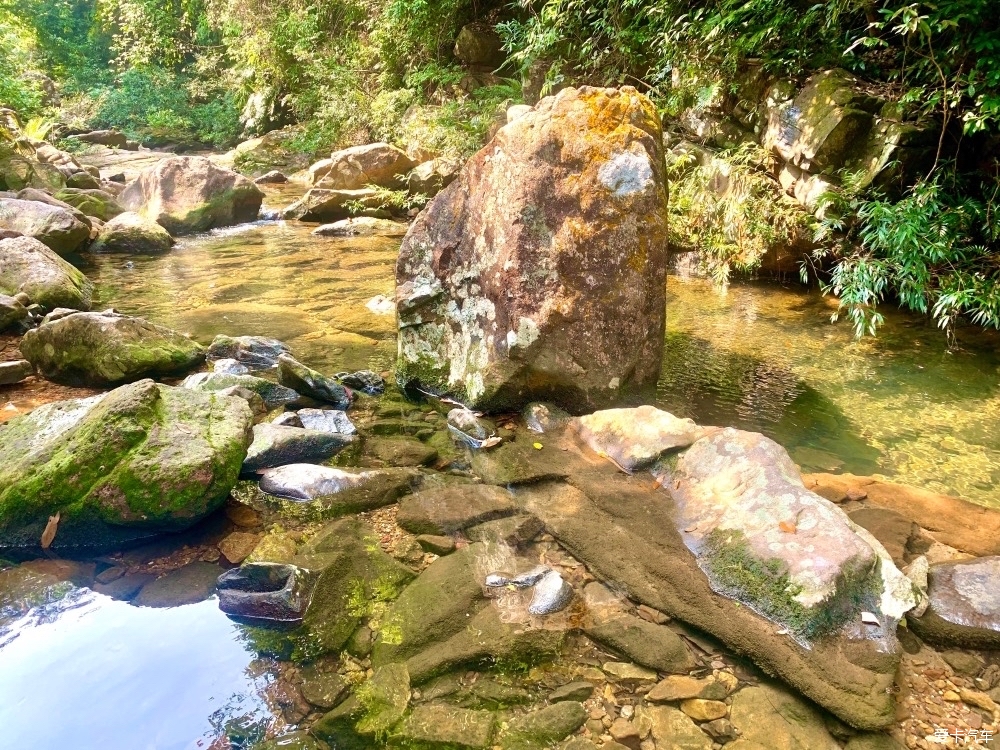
[0,197,90,254]
[0,380,253,552]
[277,354,352,408]
[309,142,415,189]
[120,156,264,235]
[206,334,290,370]
[910,557,1000,648]
[20,310,205,386]
[89,211,175,254]
[572,405,705,470]
[242,423,353,473]
[258,463,416,516]
[0,235,92,311]
[395,86,669,412]
[181,371,299,409]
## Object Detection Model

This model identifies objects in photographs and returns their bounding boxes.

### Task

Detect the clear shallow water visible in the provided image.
[0,588,273,750]
[81,196,1000,506]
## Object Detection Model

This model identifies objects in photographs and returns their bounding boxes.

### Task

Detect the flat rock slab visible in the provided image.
[470,440,570,486]
[584,612,695,674]
[728,682,839,750]
[910,557,1000,648]
[0,359,32,385]
[396,484,518,535]
[500,701,586,750]
[515,472,901,729]
[259,463,416,516]
[242,423,352,473]
[572,405,705,471]
[635,705,712,750]
[396,703,496,748]
[804,472,1000,558]
[297,408,356,435]
[133,562,221,607]
[365,435,438,467]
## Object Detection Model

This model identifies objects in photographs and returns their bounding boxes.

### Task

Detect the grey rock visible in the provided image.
[0,235,92,311]
[312,217,409,237]
[527,569,574,615]
[207,334,290,370]
[213,357,250,375]
[297,407,356,435]
[523,401,571,433]
[254,170,288,184]
[133,562,221,607]
[910,556,1000,648]
[216,562,313,622]
[585,613,695,674]
[0,359,32,385]
[0,197,90,254]
[550,682,595,702]
[242,423,353,473]
[181,371,300,409]
[337,369,385,396]
[258,463,415,516]
[277,354,351,407]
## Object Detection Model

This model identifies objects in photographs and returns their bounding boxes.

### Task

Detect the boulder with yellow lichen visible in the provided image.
[395,86,669,413]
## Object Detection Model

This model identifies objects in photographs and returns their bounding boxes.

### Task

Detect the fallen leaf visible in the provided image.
[533,442,543,450]
[652,475,666,489]
[41,511,60,549]
[778,520,797,534]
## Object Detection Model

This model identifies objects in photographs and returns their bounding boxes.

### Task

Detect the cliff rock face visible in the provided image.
[395,86,669,413]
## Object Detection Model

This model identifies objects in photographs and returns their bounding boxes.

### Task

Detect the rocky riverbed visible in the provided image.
[2,89,1000,750]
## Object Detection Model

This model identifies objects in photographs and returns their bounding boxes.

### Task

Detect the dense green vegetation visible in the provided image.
[1,0,998,337]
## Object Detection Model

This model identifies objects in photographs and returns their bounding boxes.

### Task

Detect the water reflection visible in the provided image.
[0,585,273,750]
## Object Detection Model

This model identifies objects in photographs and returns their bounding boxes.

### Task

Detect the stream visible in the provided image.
[1,180,999,749]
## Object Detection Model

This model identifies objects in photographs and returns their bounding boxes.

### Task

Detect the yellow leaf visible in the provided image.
[533,442,543,450]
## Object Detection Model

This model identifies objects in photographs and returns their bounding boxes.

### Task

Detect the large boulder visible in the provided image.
[20,310,204,386]
[454,23,506,68]
[89,211,175,254]
[120,156,264,235]
[0,379,253,552]
[395,86,669,412]
[0,236,92,310]
[0,198,90,254]
[280,188,384,222]
[16,188,93,229]
[54,188,125,222]
[910,557,1000,648]
[309,143,415,190]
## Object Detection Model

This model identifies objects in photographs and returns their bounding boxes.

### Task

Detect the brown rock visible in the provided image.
[679,699,728,721]
[218,531,260,564]
[310,143,415,189]
[609,717,642,749]
[395,86,669,412]
[647,676,716,703]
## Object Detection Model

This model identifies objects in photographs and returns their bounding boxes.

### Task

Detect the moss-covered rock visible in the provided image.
[89,211,174,254]
[393,703,497,748]
[0,379,253,553]
[53,188,125,222]
[0,235,92,312]
[499,702,587,750]
[312,663,410,747]
[182,371,299,409]
[20,310,204,386]
[120,155,264,235]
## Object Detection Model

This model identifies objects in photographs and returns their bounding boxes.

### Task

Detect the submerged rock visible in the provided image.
[278,354,351,407]
[206,334,290,370]
[242,423,353,473]
[0,235,92,311]
[181,371,299,409]
[216,562,314,622]
[120,156,264,235]
[396,484,518,535]
[89,211,175,254]
[523,402,571,433]
[258,463,416,515]
[395,703,496,749]
[910,557,1000,648]
[395,86,669,412]
[0,197,90,254]
[20,310,205,386]
[527,569,574,615]
[0,380,252,552]
[500,702,587,750]
[132,562,222,607]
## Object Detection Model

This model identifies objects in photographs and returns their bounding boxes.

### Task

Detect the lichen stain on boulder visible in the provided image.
[395,85,669,413]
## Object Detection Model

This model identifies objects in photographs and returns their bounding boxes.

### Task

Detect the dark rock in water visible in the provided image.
[297,407,356,435]
[471,439,569,486]
[20,310,205,386]
[848,507,919,568]
[212,357,250,375]
[549,682,595,703]
[242,423,353,473]
[206,334,290,370]
[396,484,518,535]
[216,562,313,622]
[255,731,325,750]
[132,562,221,607]
[93,571,157,601]
[527,569,574,615]
[277,354,352,407]
[0,380,253,553]
[910,557,1000,648]
[337,369,385,395]
[0,359,32,385]
[259,463,416,516]
[365,435,438,467]
[584,613,695,674]
[500,701,587,750]
[485,565,549,589]
[181,371,299,409]
[300,667,349,709]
